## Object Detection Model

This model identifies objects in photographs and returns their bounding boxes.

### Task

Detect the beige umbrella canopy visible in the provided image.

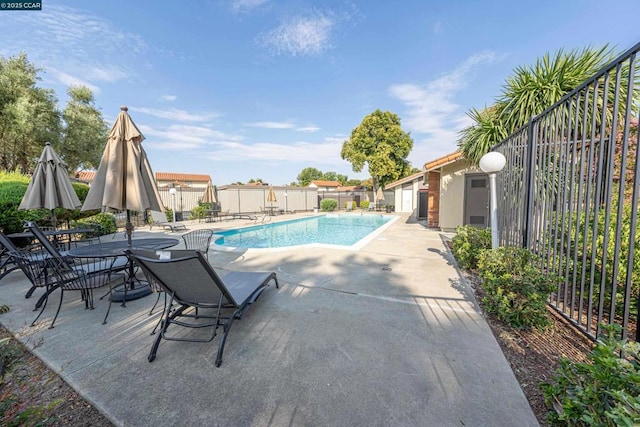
[82,106,163,245]
[202,181,217,205]
[266,186,277,205]
[19,142,81,228]
[375,186,385,202]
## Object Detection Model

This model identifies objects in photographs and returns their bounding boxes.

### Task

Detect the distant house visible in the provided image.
[308,180,342,191]
[74,170,96,184]
[385,170,427,217]
[385,151,488,231]
[155,172,213,215]
[423,151,487,231]
[155,172,211,189]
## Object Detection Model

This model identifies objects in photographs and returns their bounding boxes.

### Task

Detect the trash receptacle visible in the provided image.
[175,212,183,221]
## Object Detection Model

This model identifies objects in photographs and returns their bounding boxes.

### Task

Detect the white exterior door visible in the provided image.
[402,189,413,212]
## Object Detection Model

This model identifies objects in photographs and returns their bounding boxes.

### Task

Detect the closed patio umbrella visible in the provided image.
[19,142,81,228]
[267,186,277,203]
[375,186,385,205]
[202,181,217,205]
[81,106,163,247]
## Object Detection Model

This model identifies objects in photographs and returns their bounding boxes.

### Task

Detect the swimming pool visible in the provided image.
[213,214,396,250]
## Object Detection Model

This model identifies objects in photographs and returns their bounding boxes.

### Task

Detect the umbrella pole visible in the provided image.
[126,210,135,290]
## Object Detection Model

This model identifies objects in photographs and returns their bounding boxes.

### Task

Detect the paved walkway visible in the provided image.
[0,213,538,426]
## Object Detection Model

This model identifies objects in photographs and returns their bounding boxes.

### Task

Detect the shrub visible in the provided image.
[360,200,370,210]
[477,246,559,330]
[320,198,337,212]
[451,225,491,270]
[71,213,117,235]
[541,324,640,426]
[0,171,92,233]
[191,203,209,220]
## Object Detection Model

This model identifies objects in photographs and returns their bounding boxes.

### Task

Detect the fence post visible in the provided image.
[522,118,537,249]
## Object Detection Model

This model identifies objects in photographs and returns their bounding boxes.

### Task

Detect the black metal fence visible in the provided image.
[493,41,640,342]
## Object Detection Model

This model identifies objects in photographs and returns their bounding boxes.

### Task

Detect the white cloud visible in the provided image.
[45,67,100,93]
[129,107,220,123]
[140,123,245,152]
[202,136,345,164]
[389,51,501,165]
[0,4,145,89]
[258,10,335,56]
[162,95,177,102]
[296,126,320,133]
[244,121,295,129]
[231,0,269,13]
[389,51,499,137]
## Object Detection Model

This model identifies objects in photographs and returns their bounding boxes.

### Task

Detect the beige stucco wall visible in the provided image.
[439,160,482,231]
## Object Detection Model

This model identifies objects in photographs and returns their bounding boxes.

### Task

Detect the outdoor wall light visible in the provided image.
[479,151,507,249]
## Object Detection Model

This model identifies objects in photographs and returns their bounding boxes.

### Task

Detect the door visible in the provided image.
[418,191,428,219]
[464,174,489,227]
[402,189,413,212]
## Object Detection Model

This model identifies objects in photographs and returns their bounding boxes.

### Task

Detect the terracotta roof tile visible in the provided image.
[423,151,463,171]
[155,172,212,182]
[75,171,96,182]
[309,180,342,187]
[385,171,425,189]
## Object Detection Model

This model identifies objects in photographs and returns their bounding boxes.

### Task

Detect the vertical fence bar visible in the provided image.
[523,119,537,249]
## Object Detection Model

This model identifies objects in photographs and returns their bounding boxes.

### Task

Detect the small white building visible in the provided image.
[308,180,342,191]
[385,151,489,230]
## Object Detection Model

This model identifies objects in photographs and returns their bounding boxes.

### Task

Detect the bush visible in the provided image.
[477,246,559,330]
[0,171,92,233]
[360,200,370,210]
[320,198,337,212]
[71,213,117,235]
[541,324,640,426]
[451,225,491,270]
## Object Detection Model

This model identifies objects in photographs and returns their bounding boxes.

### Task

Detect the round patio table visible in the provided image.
[68,238,179,302]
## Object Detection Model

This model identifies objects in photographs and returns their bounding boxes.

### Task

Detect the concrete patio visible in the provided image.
[0,212,538,426]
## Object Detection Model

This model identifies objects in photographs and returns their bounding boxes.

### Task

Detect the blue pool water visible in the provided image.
[214,214,393,249]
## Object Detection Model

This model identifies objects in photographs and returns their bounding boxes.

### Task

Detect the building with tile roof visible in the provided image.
[308,180,342,191]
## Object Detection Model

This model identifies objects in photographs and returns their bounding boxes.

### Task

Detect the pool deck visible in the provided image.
[0,212,538,426]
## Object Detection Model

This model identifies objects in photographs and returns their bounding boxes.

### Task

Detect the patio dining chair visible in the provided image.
[129,249,279,367]
[24,222,127,327]
[0,232,58,326]
[181,229,214,257]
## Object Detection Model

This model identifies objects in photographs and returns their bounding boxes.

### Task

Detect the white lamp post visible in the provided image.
[479,151,507,249]
[169,188,177,223]
[284,192,288,214]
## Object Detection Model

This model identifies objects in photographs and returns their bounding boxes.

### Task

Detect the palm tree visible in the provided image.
[458,105,508,164]
[459,45,616,165]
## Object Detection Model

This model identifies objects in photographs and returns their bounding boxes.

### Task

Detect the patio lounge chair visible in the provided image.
[129,249,279,367]
[149,210,187,232]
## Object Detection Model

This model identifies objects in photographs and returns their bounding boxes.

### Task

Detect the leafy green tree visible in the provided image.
[345,179,362,186]
[459,46,616,164]
[341,109,413,191]
[336,173,348,184]
[297,167,323,186]
[60,86,108,173]
[322,171,337,182]
[0,53,61,173]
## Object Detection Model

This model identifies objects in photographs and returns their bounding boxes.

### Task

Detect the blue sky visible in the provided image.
[1,1,638,186]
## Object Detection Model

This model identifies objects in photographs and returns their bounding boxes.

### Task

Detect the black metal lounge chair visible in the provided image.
[129,249,279,367]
